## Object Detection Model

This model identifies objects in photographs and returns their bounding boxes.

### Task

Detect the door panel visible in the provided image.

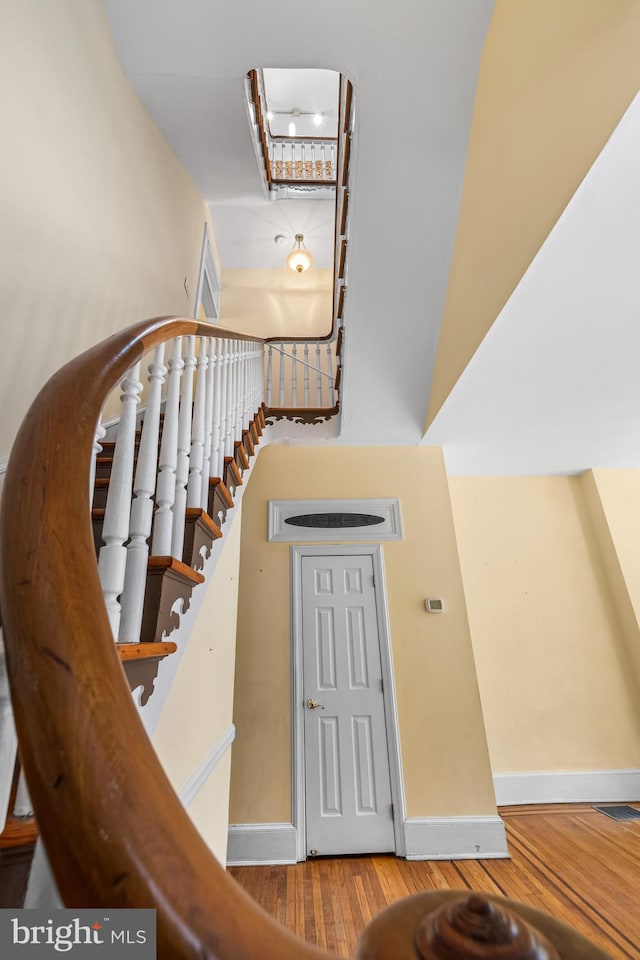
[302,554,395,856]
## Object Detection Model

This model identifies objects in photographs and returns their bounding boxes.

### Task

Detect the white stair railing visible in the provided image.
[93,332,264,648]
[265,340,338,409]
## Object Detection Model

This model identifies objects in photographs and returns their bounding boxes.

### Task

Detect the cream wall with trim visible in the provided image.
[448,475,640,774]
[0,0,210,457]
[153,504,243,864]
[427,0,640,427]
[582,469,640,690]
[219,269,332,338]
[229,445,497,825]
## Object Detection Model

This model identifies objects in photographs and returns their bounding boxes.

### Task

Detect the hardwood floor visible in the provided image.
[228,804,640,959]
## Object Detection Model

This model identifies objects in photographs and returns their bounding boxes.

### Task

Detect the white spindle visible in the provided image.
[118,346,166,644]
[266,345,273,406]
[304,343,310,407]
[224,340,236,458]
[211,340,226,482]
[187,338,208,509]
[291,344,298,406]
[200,337,216,508]
[235,342,244,438]
[279,345,286,406]
[152,338,183,556]
[331,143,336,179]
[98,361,142,638]
[242,343,251,430]
[13,768,32,818]
[327,342,335,406]
[172,335,196,558]
[0,640,17,835]
[316,343,323,406]
[90,420,106,505]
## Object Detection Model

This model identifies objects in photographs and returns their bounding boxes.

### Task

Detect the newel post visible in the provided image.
[353,891,613,960]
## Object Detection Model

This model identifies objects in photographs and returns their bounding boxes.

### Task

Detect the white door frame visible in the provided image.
[290,544,406,860]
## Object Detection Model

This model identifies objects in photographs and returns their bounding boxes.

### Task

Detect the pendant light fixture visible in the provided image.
[286,233,313,273]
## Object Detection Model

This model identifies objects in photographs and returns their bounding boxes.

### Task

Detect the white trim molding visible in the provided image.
[494,769,640,806]
[269,498,403,543]
[227,823,297,866]
[404,816,508,861]
[178,724,236,808]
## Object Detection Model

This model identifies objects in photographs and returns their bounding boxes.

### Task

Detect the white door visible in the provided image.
[302,553,395,856]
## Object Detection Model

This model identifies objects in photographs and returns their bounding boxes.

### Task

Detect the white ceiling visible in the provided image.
[103,0,495,446]
[424,92,640,475]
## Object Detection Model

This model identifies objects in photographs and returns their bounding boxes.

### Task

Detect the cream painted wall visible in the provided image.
[449,476,640,774]
[219,269,332,339]
[153,504,243,862]
[229,446,497,825]
[582,469,640,689]
[0,0,210,457]
[427,0,640,427]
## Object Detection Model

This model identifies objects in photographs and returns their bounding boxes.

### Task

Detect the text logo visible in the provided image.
[0,909,156,958]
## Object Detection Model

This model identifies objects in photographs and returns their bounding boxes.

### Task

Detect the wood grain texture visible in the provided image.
[0,317,330,960]
[229,805,638,959]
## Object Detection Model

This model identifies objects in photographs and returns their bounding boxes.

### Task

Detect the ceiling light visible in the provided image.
[312,113,323,127]
[288,121,296,137]
[286,234,313,273]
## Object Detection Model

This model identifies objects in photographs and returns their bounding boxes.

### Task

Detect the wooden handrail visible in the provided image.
[0,316,327,958]
[0,315,613,958]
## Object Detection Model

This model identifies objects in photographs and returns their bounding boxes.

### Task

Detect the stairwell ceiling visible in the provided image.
[103,0,495,445]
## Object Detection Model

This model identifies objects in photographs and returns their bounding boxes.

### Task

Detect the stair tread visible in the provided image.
[117,641,177,662]
[147,555,205,585]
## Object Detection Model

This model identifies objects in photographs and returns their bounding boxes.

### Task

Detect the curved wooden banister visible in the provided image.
[0,315,612,959]
[0,316,326,959]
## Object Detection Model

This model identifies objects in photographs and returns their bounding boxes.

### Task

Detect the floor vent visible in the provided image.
[593,804,640,821]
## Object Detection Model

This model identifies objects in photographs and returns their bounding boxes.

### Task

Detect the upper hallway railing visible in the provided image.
[247,70,338,195]
[0,316,613,958]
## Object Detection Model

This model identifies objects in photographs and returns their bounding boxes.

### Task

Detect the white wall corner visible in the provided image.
[178,724,236,809]
[493,769,640,806]
[227,823,298,865]
[403,816,508,861]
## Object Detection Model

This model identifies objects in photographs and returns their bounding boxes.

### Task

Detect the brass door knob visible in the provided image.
[306,698,325,710]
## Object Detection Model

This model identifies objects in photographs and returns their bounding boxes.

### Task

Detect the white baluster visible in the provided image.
[241,343,250,430]
[224,339,236,458]
[211,340,225,482]
[301,142,306,179]
[98,361,142,638]
[90,419,106,506]
[304,343,310,407]
[331,143,336,179]
[172,335,196,558]
[217,340,230,475]
[235,342,245,438]
[187,337,208,509]
[321,143,326,180]
[316,343,323,406]
[0,640,18,835]
[291,344,298,407]
[266,345,273,406]
[279,346,285,406]
[327,342,335,406]
[200,337,216,509]
[152,338,183,556]
[118,346,166,644]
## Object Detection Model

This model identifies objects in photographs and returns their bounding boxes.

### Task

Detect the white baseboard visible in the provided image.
[403,816,508,861]
[178,724,236,808]
[227,822,297,865]
[494,768,640,806]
